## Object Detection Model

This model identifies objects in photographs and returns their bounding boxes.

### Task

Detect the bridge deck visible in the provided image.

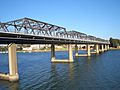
[0,32,108,44]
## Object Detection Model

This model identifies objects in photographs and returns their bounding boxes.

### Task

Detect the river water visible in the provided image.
[0,50,120,90]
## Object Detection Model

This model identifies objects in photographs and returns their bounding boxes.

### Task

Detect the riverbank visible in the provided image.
[1,47,119,53]
[0,48,87,53]
[17,48,88,53]
[17,48,68,53]
[110,47,120,50]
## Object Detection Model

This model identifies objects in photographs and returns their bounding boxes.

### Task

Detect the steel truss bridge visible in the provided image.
[0,17,109,44]
[0,17,110,82]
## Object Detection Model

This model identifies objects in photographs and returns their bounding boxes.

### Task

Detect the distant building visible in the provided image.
[23,47,32,51]
[22,44,51,50]
[31,44,40,50]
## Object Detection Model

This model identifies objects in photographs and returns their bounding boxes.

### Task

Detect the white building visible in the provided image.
[23,47,32,51]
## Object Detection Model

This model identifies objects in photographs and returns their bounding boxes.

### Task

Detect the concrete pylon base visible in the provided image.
[87,54,91,57]
[75,54,88,57]
[99,50,102,52]
[91,52,97,54]
[75,53,78,56]
[75,54,91,57]
[0,73,19,82]
[51,59,74,63]
[101,50,104,52]
[9,74,19,82]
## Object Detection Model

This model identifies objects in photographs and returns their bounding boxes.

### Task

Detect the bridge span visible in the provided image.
[0,18,110,82]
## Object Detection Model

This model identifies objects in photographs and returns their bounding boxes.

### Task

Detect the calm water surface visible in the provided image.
[0,50,120,90]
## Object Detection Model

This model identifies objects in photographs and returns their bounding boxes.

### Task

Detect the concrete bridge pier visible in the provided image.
[108,45,110,50]
[104,45,108,51]
[51,44,55,61]
[96,44,99,54]
[0,43,19,82]
[90,44,100,54]
[75,44,78,56]
[75,44,91,57]
[8,43,19,82]
[104,45,106,51]
[101,44,104,52]
[51,44,73,63]
[87,44,91,56]
[68,44,74,62]
[107,45,109,50]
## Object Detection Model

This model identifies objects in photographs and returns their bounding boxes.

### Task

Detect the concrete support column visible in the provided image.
[8,43,19,81]
[107,45,110,50]
[75,44,78,56]
[68,44,73,62]
[51,44,55,61]
[101,44,104,52]
[105,45,107,51]
[51,44,73,63]
[96,44,99,54]
[87,44,91,56]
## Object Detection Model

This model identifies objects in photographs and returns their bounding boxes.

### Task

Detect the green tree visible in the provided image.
[109,38,120,48]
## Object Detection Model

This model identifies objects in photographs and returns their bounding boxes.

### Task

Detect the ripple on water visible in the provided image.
[0,50,120,90]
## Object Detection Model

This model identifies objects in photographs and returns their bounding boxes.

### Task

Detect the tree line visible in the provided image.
[109,38,120,47]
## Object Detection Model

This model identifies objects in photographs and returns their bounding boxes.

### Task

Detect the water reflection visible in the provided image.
[51,63,75,80]
[68,63,74,80]
[0,80,19,90]
[51,62,75,86]
[8,82,19,90]
[0,50,120,90]
[87,57,91,64]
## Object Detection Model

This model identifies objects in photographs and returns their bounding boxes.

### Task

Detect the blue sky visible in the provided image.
[0,0,120,39]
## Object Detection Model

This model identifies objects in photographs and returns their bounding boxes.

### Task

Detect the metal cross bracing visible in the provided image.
[0,17,66,36]
[0,17,110,44]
